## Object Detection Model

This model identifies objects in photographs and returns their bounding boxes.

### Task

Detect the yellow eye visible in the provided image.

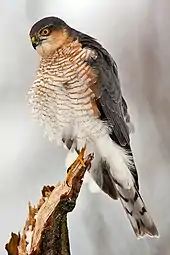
[40,28,51,36]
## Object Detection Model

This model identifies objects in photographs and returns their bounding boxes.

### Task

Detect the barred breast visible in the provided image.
[28,40,107,148]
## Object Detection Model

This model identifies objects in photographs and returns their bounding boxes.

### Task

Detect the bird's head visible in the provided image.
[29,17,73,57]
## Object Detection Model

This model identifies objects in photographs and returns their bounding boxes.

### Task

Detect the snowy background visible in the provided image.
[1,1,170,254]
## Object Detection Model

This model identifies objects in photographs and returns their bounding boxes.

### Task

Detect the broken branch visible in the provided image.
[5,152,93,255]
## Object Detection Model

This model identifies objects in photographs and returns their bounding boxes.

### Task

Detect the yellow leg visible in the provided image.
[76,146,86,167]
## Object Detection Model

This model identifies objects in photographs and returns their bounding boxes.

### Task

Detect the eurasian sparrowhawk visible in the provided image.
[28,16,158,238]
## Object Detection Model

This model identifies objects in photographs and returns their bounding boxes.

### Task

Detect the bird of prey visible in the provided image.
[28,16,158,238]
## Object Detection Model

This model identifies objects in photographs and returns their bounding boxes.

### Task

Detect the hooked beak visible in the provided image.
[31,35,41,49]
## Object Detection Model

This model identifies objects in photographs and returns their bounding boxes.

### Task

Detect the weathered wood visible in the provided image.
[5,152,93,255]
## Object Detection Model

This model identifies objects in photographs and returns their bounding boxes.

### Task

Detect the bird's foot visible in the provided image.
[66,146,86,185]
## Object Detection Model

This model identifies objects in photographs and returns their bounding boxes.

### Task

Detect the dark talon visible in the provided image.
[67,166,71,173]
[66,180,71,187]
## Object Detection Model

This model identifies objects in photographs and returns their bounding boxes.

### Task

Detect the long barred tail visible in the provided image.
[117,184,159,238]
[90,156,159,238]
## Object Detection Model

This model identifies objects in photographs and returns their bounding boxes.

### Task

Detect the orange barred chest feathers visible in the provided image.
[28,40,103,144]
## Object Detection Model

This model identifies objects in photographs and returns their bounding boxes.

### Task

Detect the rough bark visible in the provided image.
[5,152,93,255]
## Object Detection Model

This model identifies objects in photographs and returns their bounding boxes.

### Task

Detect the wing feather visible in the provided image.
[77,31,129,146]
[75,31,138,187]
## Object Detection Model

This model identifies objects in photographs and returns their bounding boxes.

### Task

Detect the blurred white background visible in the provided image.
[1,0,170,254]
